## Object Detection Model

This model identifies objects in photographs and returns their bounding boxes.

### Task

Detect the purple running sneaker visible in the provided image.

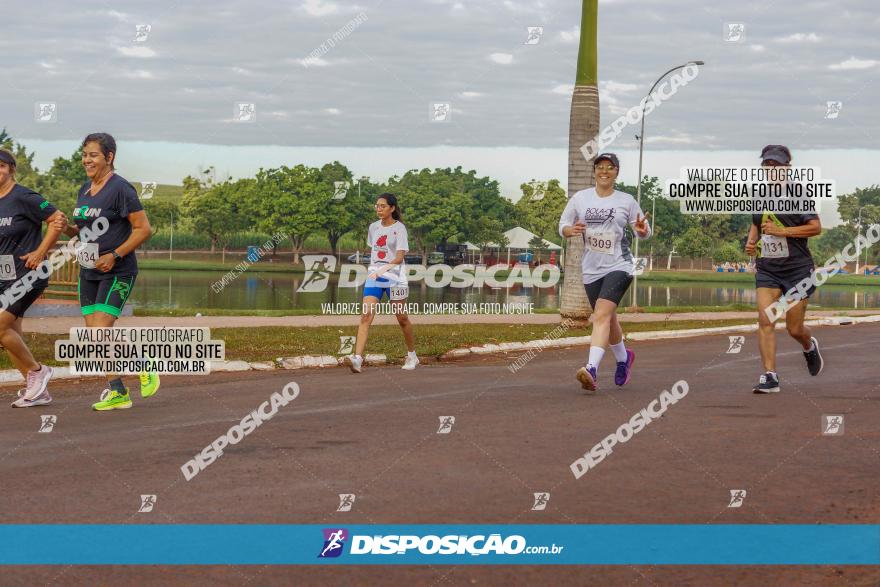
[614,350,635,386]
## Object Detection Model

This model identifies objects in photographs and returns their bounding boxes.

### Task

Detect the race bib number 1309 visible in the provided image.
[585,230,615,255]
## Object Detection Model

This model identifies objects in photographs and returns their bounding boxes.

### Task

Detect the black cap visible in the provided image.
[760,145,791,165]
[0,149,15,169]
[594,153,620,169]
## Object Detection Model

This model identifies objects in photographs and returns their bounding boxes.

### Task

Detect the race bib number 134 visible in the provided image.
[76,242,99,269]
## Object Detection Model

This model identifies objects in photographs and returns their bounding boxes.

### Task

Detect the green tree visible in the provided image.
[38,147,87,215]
[674,227,715,269]
[179,175,252,253]
[468,216,506,262]
[712,242,747,264]
[316,162,370,257]
[143,199,180,233]
[515,179,566,241]
[385,167,507,263]
[837,186,880,231]
[809,225,856,263]
[249,165,323,263]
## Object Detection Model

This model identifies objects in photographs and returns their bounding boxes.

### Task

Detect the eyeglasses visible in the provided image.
[595,165,617,172]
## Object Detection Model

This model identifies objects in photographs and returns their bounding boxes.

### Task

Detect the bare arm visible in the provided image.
[113,210,152,256]
[761,218,821,238]
[21,210,66,269]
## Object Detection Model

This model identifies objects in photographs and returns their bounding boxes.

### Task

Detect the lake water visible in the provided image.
[130,269,880,311]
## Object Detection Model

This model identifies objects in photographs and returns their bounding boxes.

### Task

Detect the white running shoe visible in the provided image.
[345,355,363,373]
[12,387,52,408]
[402,355,419,370]
[22,365,53,401]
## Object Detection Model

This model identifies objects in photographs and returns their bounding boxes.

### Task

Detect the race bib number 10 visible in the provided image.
[77,242,100,269]
[761,235,789,258]
[0,255,15,280]
[585,230,615,255]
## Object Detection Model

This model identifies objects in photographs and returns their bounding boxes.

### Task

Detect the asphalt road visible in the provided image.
[2,322,879,586]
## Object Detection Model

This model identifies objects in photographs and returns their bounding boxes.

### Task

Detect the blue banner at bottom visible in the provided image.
[1,525,878,565]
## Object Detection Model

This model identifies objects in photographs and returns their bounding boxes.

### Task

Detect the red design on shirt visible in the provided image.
[376,235,388,247]
[377,250,386,259]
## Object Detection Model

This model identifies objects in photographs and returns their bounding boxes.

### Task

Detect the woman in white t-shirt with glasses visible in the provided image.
[345,193,419,373]
[558,153,651,393]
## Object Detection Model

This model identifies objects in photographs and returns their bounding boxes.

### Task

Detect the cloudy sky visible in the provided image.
[4,0,878,219]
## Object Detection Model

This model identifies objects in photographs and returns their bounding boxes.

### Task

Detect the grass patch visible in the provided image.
[211,319,755,363]
[3,319,755,371]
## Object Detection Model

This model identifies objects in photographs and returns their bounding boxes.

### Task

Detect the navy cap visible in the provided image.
[0,149,15,169]
[594,153,620,169]
[760,145,791,165]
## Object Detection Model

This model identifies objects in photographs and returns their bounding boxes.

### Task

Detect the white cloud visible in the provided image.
[489,52,514,65]
[123,70,155,80]
[750,44,766,52]
[296,56,330,67]
[829,57,878,70]
[645,135,696,145]
[105,10,129,22]
[302,0,338,16]
[776,33,820,43]
[459,91,484,99]
[559,26,579,43]
[602,81,639,93]
[118,46,157,58]
[551,83,573,95]
[324,108,341,115]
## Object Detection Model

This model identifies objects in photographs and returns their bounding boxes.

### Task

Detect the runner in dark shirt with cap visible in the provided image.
[744,145,824,393]
[0,149,67,407]
[57,133,158,410]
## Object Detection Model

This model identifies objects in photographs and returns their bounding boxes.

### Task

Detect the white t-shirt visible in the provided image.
[557,188,651,284]
[367,220,409,286]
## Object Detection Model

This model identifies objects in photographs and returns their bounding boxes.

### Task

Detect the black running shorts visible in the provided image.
[755,264,816,300]
[583,270,633,308]
[78,275,136,317]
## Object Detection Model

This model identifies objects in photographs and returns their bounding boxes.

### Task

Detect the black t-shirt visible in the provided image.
[751,212,818,271]
[0,185,57,290]
[74,174,144,280]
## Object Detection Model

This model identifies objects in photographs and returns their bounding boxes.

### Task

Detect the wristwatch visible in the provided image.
[111,250,123,261]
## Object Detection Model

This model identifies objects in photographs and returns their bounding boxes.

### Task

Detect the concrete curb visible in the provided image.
[440,314,880,360]
[2,315,876,384]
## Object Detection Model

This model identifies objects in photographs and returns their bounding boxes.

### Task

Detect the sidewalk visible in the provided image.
[21,310,879,334]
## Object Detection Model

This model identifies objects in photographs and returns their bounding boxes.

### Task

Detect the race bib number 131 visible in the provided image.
[761,235,789,258]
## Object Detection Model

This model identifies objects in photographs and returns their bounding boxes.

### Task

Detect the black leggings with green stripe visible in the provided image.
[78,275,136,317]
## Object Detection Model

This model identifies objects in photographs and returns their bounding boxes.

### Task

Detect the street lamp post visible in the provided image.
[629,60,704,311]
[856,206,866,275]
[169,209,174,261]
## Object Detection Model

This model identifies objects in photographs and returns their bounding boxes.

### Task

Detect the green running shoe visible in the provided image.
[92,389,132,411]
[140,371,160,398]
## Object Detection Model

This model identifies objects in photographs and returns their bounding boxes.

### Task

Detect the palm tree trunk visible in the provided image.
[560,0,599,321]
